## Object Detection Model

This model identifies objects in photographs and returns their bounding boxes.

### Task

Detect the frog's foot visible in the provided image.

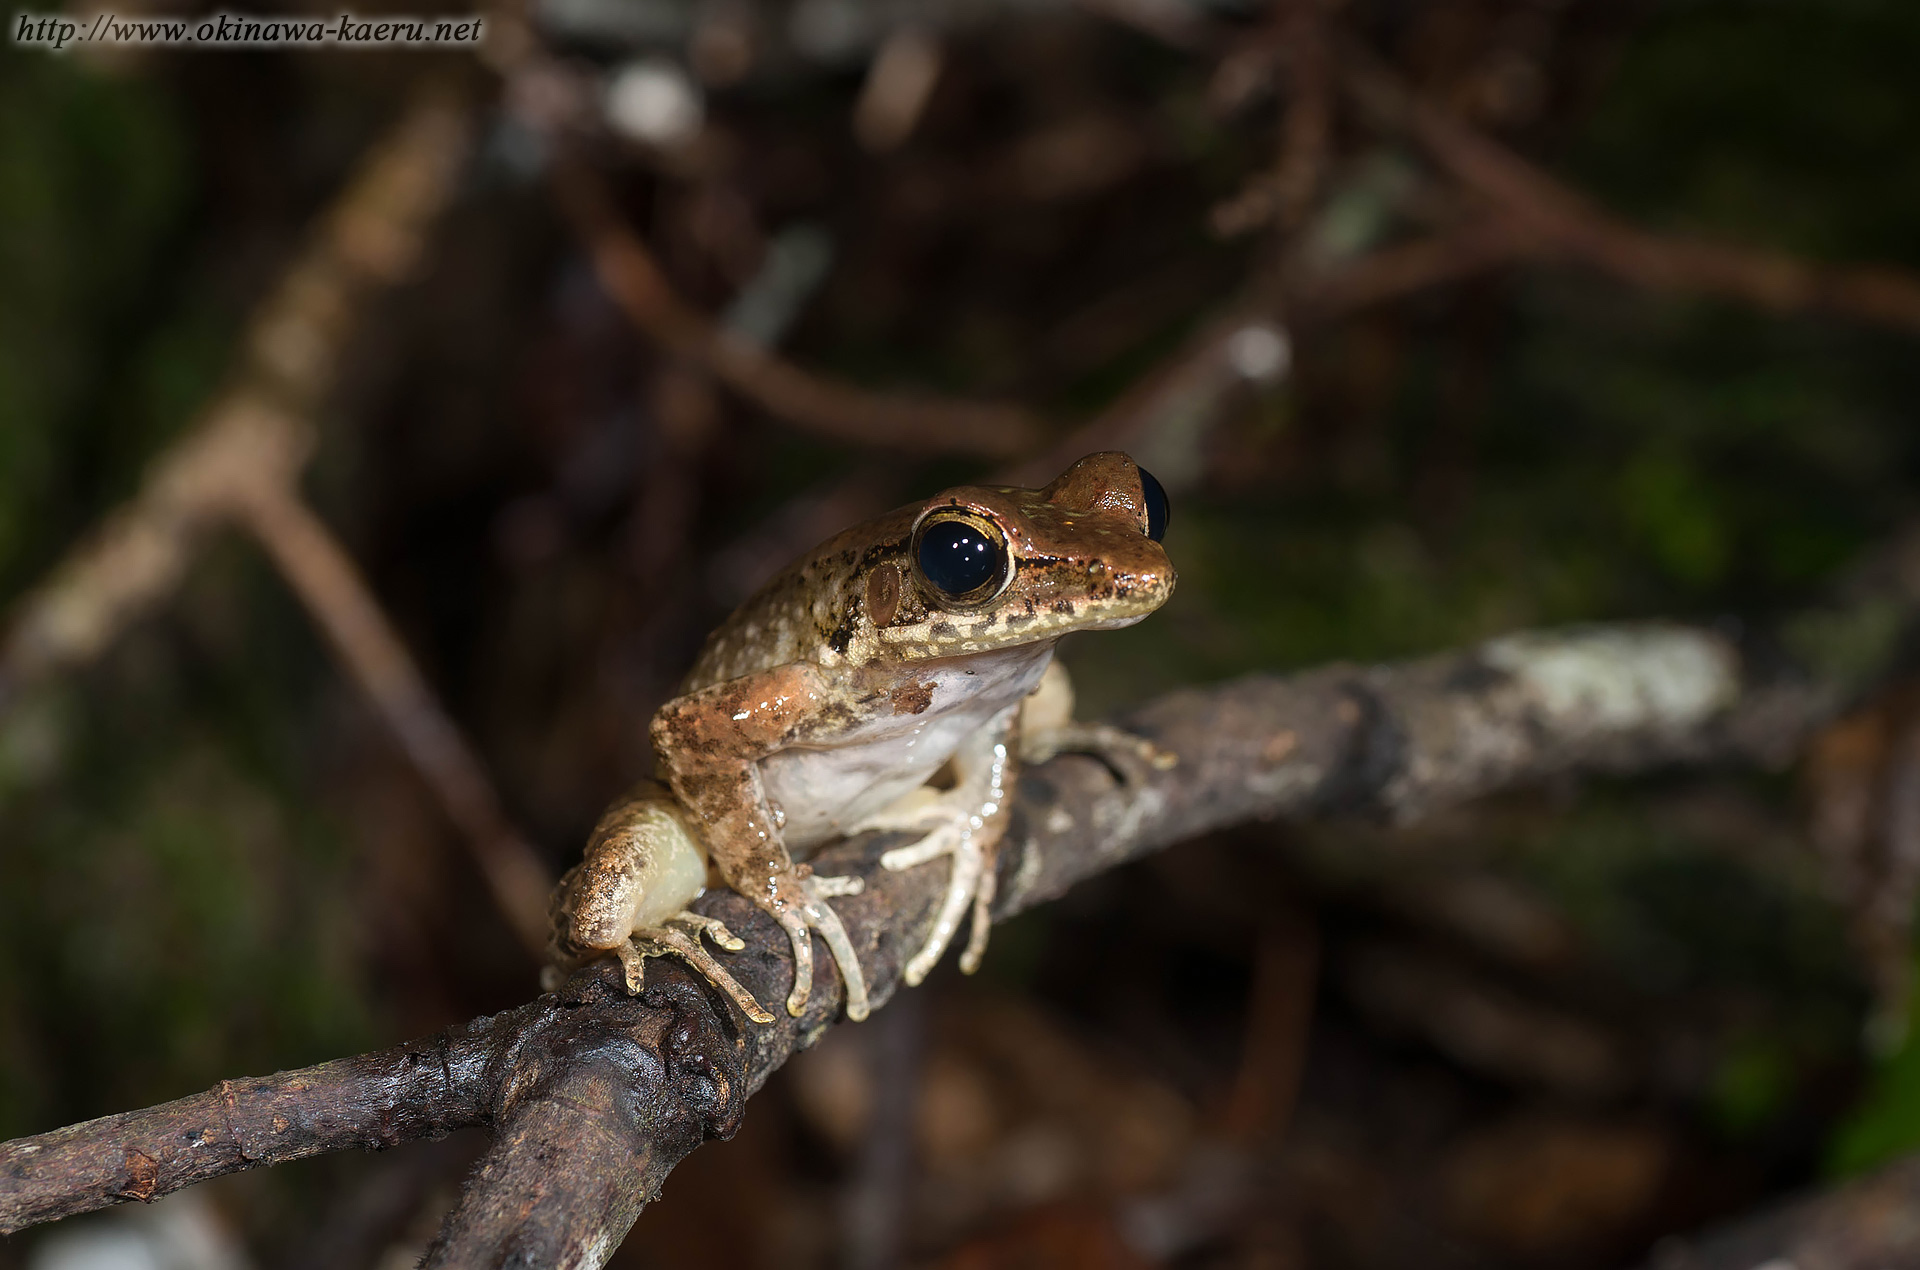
[619,912,777,1025]
[766,871,871,1022]
[867,787,1011,985]
[888,823,1006,985]
[1021,722,1177,775]
[859,722,1018,985]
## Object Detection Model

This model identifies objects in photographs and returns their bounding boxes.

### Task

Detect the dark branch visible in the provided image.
[0,620,1865,1258]
[0,1014,495,1229]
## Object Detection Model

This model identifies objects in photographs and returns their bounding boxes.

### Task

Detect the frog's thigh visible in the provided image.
[559,783,709,950]
[1018,657,1076,737]
[1015,658,1174,771]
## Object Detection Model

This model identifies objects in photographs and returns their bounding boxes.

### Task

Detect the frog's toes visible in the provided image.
[880,821,967,872]
[800,877,872,1022]
[878,796,996,873]
[1022,722,1176,776]
[767,875,872,1022]
[900,833,1000,986]
[667,911,745,951]
[622,913,776,1024]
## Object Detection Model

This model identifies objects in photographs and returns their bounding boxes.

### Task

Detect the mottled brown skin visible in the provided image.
[681,451,1173,685]
[648,453,1174,1020]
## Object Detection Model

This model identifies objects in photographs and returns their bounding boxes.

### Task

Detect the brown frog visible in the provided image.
[548,452,1176,1022]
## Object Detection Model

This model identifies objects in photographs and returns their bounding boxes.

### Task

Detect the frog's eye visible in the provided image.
[914,512,1011,605]
[1138,465,1170,542]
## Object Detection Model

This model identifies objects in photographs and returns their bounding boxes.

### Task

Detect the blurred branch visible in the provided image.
[235,478,553,955]
[1209,0,1332,237]
[1014,222,1520,488]
[0,87,554,958]
[1,616,1872,1255]
[0,90,465,692]
[549,159,1043,457]
[1644,1152,1920,1270]
[1339,39,1920,335]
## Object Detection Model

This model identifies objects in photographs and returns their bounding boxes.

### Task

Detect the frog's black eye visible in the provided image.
[1138,465,1170,542]
[915,514,1009,604]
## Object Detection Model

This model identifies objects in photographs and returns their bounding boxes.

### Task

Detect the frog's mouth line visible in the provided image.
[1072,610,1158,632]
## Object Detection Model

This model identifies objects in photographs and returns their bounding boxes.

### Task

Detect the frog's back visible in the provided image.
[679,507,916,691]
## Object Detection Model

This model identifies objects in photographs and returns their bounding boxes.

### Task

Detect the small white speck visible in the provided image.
[1226,323,1291,382]
[733,711,750,721]
[604,58,704,147]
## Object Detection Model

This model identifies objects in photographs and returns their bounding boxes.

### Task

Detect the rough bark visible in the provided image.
[0,620,1861,1261]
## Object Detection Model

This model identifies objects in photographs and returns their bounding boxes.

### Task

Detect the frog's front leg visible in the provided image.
[652,664,872,1021]
[548,783,776,1024]
[854,703,1022,985]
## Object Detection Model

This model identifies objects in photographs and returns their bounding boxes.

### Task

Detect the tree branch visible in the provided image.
[0,88,556,958]
[1338,40,1920,335]
[0,89,468,695]
[0,618,1860,1258]
[548,159,1044,458]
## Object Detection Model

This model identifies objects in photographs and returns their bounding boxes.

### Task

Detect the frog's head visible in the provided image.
[865,451,1176,658]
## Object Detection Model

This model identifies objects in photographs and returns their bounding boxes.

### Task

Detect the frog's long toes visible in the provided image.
[616,940,650,994]
[849,786,951,836]
[802,889,871,1022]
[772,903,817,1016]
[903,838,986,986]
[957,855,999,975]
[650,926,776,1024]
[882,826,964,872]
[1025,723,1175,778]
[669,911,745,951]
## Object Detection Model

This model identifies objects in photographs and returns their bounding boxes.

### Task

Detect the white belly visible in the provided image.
[760,643,1054,852]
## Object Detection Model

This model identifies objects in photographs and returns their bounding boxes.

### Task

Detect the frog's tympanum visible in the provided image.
[548,452,1176,1023]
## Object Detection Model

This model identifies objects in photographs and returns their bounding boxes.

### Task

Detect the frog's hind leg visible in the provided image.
[1017,659,1176,774]
[552,782,778,1023]
[622,917,776,1024]
[856,704,1020,985]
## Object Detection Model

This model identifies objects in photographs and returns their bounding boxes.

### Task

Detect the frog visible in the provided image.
[547,451,1176,1025]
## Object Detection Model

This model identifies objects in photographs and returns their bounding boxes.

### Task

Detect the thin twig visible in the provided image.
[0,89,467,694]
[1289,219,1525,315]
[235,478,553,957]
[550,160,1044,458]
[0,88,553,959]
[1272,0,1332,228]
[1013,221,1522,487]
[1338,39,1920,335]
[1221,914,1319,1147]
